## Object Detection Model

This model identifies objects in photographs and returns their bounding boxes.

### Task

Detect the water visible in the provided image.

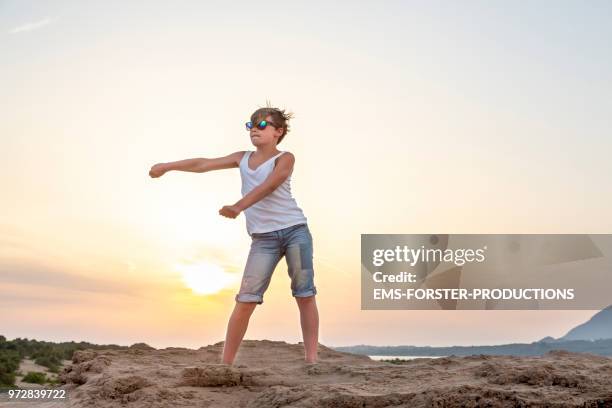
[368,355,447,361]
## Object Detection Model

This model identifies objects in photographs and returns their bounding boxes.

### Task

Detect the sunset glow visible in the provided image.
[177,261,240,296]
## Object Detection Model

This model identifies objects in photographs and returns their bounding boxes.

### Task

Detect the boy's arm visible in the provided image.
[163,151,245,173]
[230,153,295,213]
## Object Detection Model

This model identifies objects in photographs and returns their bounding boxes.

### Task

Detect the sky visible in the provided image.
[1,0,611,349]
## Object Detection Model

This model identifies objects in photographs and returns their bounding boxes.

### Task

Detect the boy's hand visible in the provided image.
[219,205,241,219]
[149,163,168,178]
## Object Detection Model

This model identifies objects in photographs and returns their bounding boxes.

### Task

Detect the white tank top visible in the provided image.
[239,150,308,235]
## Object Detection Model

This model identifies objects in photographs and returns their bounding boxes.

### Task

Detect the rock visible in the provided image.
[177,365,253,387]
[50,341,612,407]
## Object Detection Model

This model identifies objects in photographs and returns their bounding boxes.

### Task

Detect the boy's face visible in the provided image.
[250,115,283,147]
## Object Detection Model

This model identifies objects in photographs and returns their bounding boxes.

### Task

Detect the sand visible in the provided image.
[12,358,72,389]
[3,340,612,407]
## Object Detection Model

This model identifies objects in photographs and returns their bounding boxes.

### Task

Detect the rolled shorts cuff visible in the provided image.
[292,287,317,298]
[235,293,264,304]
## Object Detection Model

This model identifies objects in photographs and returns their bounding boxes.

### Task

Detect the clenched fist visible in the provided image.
[219,205,241,219]
[149,163,168,178]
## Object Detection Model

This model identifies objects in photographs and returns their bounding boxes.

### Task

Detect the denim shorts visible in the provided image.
[235,223,317,304]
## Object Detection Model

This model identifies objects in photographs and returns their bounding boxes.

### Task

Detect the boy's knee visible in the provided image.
[293,286,317,299]
[235,293,263,304]
[295,294,316,304]
[233,301,258,315]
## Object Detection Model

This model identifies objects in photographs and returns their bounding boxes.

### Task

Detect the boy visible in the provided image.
[148,105,319,365]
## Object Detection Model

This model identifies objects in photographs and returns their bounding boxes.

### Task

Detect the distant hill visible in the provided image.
[334,306,612,358]
[332,338,612,357]
[558,305,612,341]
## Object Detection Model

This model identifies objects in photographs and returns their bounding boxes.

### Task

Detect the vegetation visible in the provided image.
[380,358,408,365]
[0,334,129,388]
[22,371,47,384]
[0,346,20,387]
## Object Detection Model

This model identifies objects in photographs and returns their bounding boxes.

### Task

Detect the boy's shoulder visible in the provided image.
[234,150,249,162]
[279,151,295,162]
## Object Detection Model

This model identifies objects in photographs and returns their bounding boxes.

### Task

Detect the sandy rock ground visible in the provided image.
[2,341,612,407]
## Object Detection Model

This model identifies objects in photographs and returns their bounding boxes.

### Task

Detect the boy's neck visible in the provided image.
[255,145,281,156]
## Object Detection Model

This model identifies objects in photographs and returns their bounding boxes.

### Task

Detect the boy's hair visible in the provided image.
[250,100,294,145]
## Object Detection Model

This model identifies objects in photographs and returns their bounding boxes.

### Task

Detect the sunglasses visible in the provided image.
[245,120,277,131]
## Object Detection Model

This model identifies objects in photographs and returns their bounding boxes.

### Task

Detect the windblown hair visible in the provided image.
[250,100,294,145]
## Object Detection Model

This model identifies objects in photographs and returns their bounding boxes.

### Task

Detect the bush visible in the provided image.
[0,372,15,387]
[0,350,21,387]
[33,355,61,373]
[22,371,47,384]
[0,350,20,372]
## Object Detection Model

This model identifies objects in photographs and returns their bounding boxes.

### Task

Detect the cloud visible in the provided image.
[0,259,138,296]
[9,17,54,34]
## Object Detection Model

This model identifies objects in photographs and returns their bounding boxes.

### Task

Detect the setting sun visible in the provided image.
[176,261,240,295]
